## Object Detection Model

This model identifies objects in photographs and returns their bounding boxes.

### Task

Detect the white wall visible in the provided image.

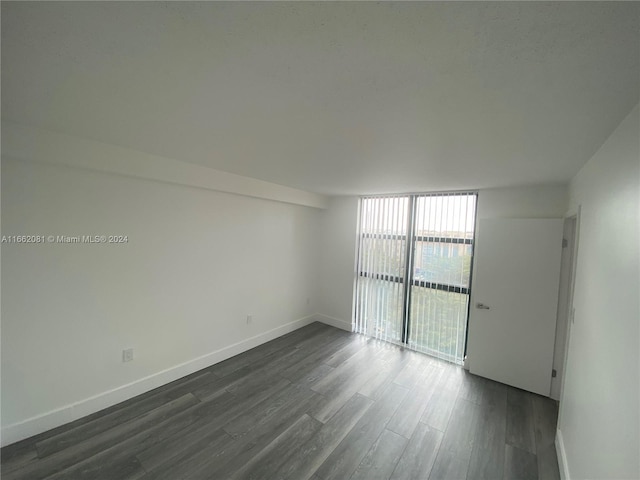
[557,104,639,480]
[1,131,324,445]
[2,123,328,210]
[476,184,568,219]
[316,196,359,331]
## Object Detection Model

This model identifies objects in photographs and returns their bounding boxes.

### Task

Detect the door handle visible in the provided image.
[476,303,491,310]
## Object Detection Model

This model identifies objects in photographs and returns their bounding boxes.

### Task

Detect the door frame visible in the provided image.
[557,209,581,406]
[550,214,578,400]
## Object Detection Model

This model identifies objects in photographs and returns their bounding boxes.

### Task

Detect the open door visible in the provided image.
[468,218,563,396]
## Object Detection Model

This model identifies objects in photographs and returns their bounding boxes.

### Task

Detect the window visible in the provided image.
[354,192,477,364]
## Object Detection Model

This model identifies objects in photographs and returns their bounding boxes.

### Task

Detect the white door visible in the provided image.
[468,218,563,396]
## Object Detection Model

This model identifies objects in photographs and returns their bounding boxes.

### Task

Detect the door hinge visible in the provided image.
[552,369,557,378]
[562,238,568,248]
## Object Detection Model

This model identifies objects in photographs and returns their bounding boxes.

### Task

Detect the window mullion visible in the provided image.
[401,195,416,344]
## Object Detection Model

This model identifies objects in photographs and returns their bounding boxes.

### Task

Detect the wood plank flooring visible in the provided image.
[1,322,561,479]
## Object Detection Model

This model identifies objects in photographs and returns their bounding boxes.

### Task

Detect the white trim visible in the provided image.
[556,428,570,480]
[314,313,352,332]
[2,122,329,210]
[360,189,479,198]
[0,315,317,447]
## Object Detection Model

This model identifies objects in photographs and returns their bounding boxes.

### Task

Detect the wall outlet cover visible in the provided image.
[122,348,134,362]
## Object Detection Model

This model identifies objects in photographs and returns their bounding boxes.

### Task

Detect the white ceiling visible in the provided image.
[2,2,639,196]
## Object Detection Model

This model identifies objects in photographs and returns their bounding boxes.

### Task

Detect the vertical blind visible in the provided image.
[354,192,477,364]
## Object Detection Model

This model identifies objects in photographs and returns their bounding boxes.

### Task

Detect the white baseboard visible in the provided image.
[556,428,570,480]
[1,315,317,447]
[314,313,352,332]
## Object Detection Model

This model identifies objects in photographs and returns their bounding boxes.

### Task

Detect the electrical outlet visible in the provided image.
[246,314,253,324]
[122,348,134,362]
[306,298,310,305]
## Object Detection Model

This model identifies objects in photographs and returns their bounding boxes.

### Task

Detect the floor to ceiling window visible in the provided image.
[354,192,477,364]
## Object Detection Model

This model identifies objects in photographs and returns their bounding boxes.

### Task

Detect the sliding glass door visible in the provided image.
[407,194,476,363]
[354,192,477,364]
[356,196,409,344]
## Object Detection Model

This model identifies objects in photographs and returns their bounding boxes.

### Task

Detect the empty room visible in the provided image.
[1,2,638,479]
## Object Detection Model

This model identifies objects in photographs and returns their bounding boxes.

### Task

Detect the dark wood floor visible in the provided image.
[1,322,560,480]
